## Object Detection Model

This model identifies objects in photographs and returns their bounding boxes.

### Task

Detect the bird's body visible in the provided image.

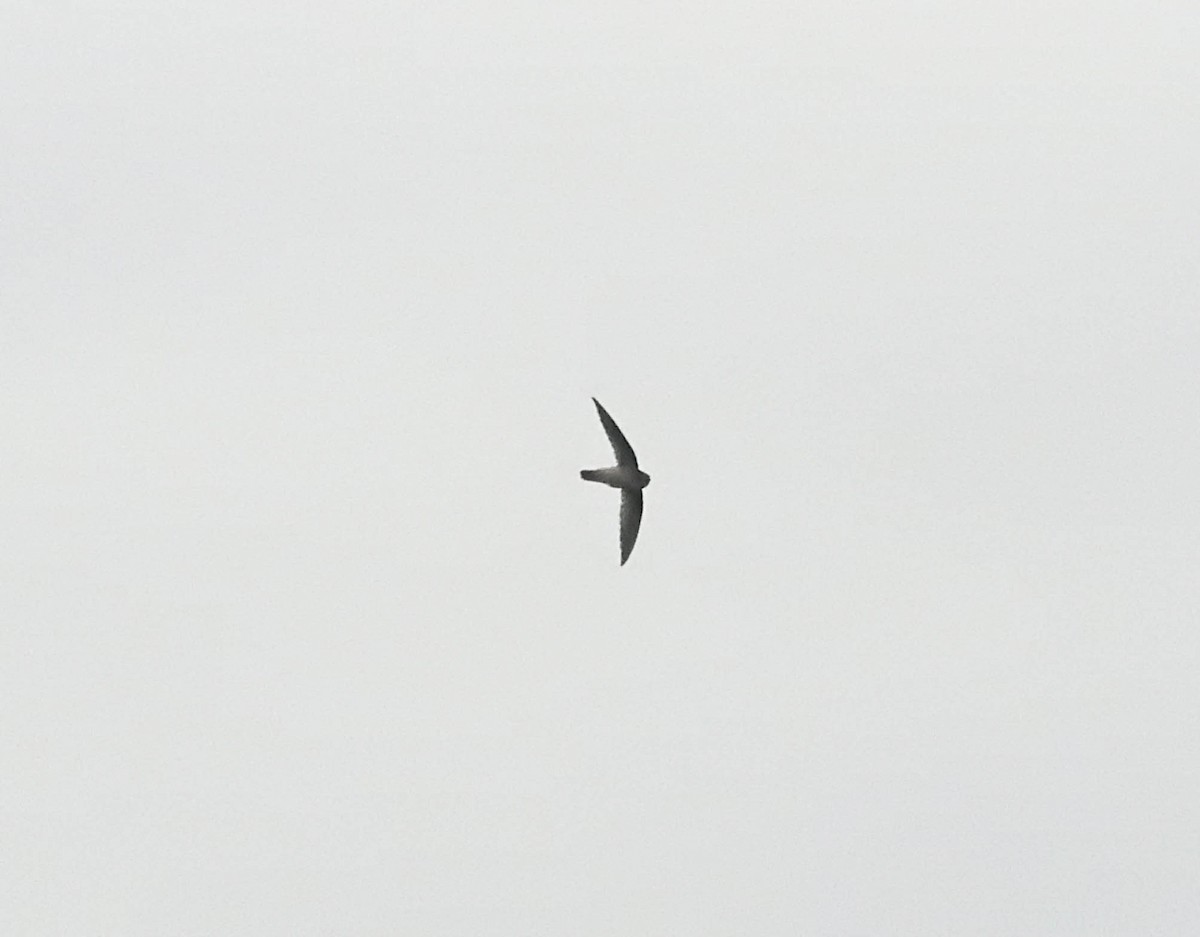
[580,466,650,489]
[581,398,650,565]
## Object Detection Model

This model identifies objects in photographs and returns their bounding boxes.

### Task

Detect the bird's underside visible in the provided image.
[580,397,650,565]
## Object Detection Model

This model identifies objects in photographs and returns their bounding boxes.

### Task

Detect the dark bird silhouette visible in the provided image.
[581,398,650,565]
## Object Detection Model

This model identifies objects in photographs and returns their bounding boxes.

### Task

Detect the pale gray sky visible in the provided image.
[4,2,1199,934]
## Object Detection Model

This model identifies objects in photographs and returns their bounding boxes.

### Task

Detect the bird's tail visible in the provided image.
[580,469,603,482]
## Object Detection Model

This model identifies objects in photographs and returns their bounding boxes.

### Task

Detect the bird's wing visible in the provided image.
[619,489,644,565]
[592,398,638,468]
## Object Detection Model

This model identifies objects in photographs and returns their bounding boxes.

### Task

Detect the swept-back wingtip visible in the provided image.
[590,397,639,468]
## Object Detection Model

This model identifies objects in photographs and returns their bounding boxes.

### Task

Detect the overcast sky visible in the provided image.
[4,2,1199,934]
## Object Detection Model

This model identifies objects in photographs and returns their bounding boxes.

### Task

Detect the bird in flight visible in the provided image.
[581,397,650,565]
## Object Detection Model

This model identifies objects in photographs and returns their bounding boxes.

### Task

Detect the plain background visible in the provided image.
[4,2,1198,933]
